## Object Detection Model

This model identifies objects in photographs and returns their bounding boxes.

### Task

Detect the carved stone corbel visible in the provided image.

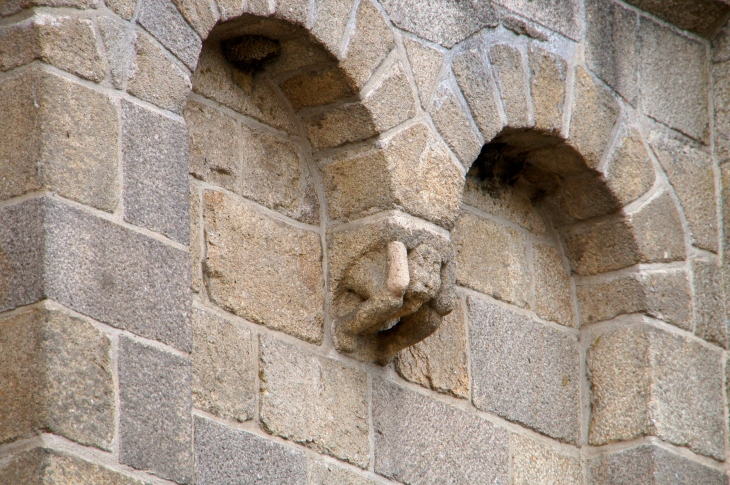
[328,213,456,364]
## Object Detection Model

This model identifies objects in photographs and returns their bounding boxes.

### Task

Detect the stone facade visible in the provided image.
[1,0,729,484]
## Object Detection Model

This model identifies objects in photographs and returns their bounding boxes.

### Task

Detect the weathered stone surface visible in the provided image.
[0,304,114,449]
[563,216,638,275]
[265,37,332,78]
[214,0,244,20]
[452,48,504,143]
[171,0,219,38]
[559,172,622,221]
[119,336,193,484]
[190,185,203,294]
[630,192,686,264]
[512,435,582,485]
[280,67,357,110]
[0,0,100,16]
[587,325,725,460]
[640,20,709,143]
[585,0,639,105]
[122,100,189,244]
[260,337,369,467]
[311,0,354,54]
[648,131,717,252]
[309,460,381,485]
[106,0,137,19]
[373,379,509,484]
[321,123,463,229]
[494,0,581,40]
[0,448,145,485]
[692,260,727,347]
[395,295,469,398]
[578,270,692,328]
[304,103,377,150]
[714,22,730,64]
[192,306,255,422]
[137,0,202,69]
[534,244,574,327]
[195,416,307,485]
[185,98,240,192]
[603,127,655,206]
[97,16,135,90]
[275,0,310,25]
[588,445,728,485]
[625,0,730,38]
[362,62,416,132]
[380,0,498,48]
[44,198,192,352]
[569,67,620,169]
[0,14,105,82]
[340,0,395,88]
[468,297,580,443]
[529,46,567,133]
[430,83,482,167]
[128,30,192,114]
[203,191,324,343]
[453,211,531,308]
[489,43,531,129]
[403,36,444,108]
[714,61,730,164]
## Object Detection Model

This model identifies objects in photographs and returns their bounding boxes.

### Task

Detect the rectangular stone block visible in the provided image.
[259,336,370,467]
[587,324,725,460]
[44,198,192,352]
[489,43,530,129]
[453,48,504,142]
[192,305,255,422]
[98,16,135,90]
[119,336,193,484]
[715,61,730,164]
[493,0,581,40]
[588,445,727,485]
[203,190,324,343]
[339,0,394,89]
[533,244,574,327]
[122,99,190,244]
[563,216,638,276]
[308,460,381,485]
[528,45,567,133]
[0,303,114,450]
[137,0,201,70]
[194,416,307,485]
[429,83,482,166]
[468,297,581,444]
[692,260,727,347]
[404,36,444,108]
[512,435,582,485]
[373,378,509,485]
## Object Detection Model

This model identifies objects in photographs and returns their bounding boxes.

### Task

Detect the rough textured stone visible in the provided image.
[259,337,369,467]
[429,83,482,167]
[403,36,444,108]
[588,445,728,485]
[534,244,574,327]
[559,172,622,221]
[640,19,710,142]
[569,67,621,169]
[528,45,567,133]
[362,62,417,132]
[603,127,655,206]
[692,260,727,347]
[119,336,193,484]
[395,295,469,398]
[0,448,145,485]
[195,416,307,485]
[453,211,531,308]
[585,0,639,105]
[630,192,686,264]
[0,0,101,15]
[340,0,395,88]
[304,102,377,150]
[714,22,730,64]
[489,43,531,129]
[468,297,580,443]
[0,304,114,449]
[137,0,202,69]
[311,0,354,54]
[452,48,504,143]
[563,216,638,275]
[203,190,324,343]
[128,30,192,114]
[265,37,332,78]
[171,0,219,38]
[578,270,692,328]
[380,0,498,48]
[714,61,730,164]
[587,325,725,460]
[192,306,255,422]
[106,0,137,19]
[44,198,192,352]
[373,378,509,485]
[512,434,582,485]
[97,16,135,90]
[279,67,358,110]
[309,460,381,485]
[122,100,189,244]
[625,0,730,38]
[494,0,581,40]
[648,131,717,252]
[190,185,203,294]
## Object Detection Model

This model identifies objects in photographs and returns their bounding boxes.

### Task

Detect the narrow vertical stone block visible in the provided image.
[340,0,395,88]
[137,0,202,69]
[429,83,482,166]
[528,46,567,133]
[692,260,727,347]
[489,43,531,128]
[404,36,445,108]
[452,48,504,142]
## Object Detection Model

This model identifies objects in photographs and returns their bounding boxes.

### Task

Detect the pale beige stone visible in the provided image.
[97,16,134,90]
[192,306,255,422]
[528,45,567,134]
[403,36,444,108]
[311,0,355,55]
[692,260,727,348]
[363,62,416,131]
[340,0,395,88]
[172,0,219,38]
[309,460,381,485]
[512,435,582,485]
[489,43,530,128]
[630,192,686,264]
[106,0,136,18]
[603,127,655,206]
[128,30,192,113]
[275,0,310,25]
[203,190,324,343]
[453,211,531,308]
[190,184,203,294]
[215,0,244,21]
[395,295,469,398]
[430,83,482,167]
[260,337,369,467]
[569,67,620,169]
[534,244,574,327]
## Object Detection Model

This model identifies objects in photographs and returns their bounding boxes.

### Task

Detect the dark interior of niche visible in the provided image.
[222,35,281,73]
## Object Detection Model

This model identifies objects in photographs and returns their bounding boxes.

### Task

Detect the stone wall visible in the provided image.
[1,0,729,483]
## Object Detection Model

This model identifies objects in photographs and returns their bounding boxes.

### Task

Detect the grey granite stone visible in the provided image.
[692,260,727,347]
[44,198,192,352]
[373,379,509,485]
[119,336,193,484]
[137,0,202,70]
[194,416,307,485]
[494,0,582,40]
[122,100,190,245]
[468,297,581,444]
